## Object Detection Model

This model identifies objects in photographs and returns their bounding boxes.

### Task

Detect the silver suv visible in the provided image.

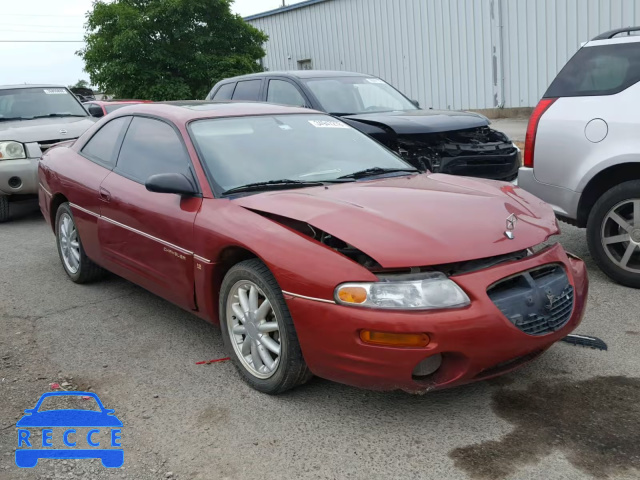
[0,85,95,222]
[519,27,640,288]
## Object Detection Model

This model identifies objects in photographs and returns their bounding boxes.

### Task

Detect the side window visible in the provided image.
[545,42,640,97]
[267,80,307,107]
[115,117,193,184]
[81,116,130,167]
[232,80,262,101]
[212,83,236,101]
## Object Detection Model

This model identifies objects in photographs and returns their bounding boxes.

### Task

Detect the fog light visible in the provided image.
[412,354,443,377]
[360,330,430,348]
[8,176,22,189]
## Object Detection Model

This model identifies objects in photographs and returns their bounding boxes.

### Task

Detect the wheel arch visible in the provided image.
[49,193,69,232]
[577,162,640,227]
[207,245,261,323]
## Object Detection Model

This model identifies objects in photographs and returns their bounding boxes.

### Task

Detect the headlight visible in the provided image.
[335,272,470,310]
[0,141,26,160]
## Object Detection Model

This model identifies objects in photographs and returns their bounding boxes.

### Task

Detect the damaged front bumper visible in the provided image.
[284,243,587,393]
[398,126,520,181]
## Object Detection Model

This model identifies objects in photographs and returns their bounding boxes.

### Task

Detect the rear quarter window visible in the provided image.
[545,42,640,97]
[212,83,236,101]
[231,80,262,101]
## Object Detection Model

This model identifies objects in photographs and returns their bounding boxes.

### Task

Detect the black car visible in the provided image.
[206,71,519,181]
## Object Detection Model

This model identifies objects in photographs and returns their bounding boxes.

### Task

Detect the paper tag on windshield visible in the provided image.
[43,88,68,95]
[365,78,385,84]
[308,120,349,129]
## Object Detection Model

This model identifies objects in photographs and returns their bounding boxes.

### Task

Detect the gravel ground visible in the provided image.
[1,200,639,480]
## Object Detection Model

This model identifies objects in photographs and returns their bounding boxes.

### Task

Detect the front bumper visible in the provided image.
[285,243,587,392]
[518,167,581,220]
[0,157,39,196]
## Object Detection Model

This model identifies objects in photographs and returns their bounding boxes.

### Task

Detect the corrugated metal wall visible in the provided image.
[248,0,640,110]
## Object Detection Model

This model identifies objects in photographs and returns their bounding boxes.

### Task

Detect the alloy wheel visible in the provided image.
[600,199,640,273]
[226,281,282,379]
[59,213,81,274]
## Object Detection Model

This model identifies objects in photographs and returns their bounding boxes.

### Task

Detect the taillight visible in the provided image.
[524,98,557,168]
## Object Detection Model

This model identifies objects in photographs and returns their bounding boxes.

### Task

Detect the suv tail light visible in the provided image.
[524,98,557,168]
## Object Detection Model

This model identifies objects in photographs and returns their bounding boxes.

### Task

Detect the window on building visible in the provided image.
[298,59,313,70]
[231,80,262,101]
[267,80,307,107]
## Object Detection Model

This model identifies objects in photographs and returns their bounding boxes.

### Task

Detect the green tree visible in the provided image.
[69,79,91,90]
[79,0,267,101]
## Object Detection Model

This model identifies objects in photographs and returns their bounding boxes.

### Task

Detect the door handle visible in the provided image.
[99,187,111,203]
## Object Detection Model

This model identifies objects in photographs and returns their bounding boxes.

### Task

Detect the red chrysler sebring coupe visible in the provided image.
[38,102,588,394]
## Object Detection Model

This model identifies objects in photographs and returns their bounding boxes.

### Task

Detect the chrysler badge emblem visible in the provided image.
[504,214,517,240]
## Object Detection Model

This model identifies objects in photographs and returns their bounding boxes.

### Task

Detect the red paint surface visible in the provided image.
[38,102,588,393]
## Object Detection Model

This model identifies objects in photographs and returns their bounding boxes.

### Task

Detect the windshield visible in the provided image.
[303,77,417,115]
[0,87,88,120]
[189,114,415,192]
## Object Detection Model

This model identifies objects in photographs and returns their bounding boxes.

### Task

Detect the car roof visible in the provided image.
[0,84,68,90]
[219,70,376,83]
[88,100,150,105]
[109,101,323,123]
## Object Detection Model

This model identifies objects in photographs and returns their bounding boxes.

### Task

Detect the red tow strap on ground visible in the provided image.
[195,357,231,365]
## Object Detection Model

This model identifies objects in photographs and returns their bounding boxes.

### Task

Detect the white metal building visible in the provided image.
[246,0,640,111]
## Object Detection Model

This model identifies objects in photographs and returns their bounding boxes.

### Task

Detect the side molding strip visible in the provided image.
[282,290,335,305]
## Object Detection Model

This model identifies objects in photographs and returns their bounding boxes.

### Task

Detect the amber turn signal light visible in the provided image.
[360,330,430,348]
[337,286,368,304]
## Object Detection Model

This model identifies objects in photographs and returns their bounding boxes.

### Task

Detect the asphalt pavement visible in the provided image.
[1,200,639,480]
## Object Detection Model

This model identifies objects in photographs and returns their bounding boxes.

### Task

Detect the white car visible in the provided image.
[518,27,640,288]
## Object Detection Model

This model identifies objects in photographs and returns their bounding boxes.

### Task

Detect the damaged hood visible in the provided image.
[234,174,558,269]
[341,109,490,135]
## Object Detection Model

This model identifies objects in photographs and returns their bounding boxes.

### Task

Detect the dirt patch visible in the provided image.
[450,376,640,479]
[625,331,639,336]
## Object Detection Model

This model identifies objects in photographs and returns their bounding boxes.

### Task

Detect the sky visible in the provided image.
[0,0,305,87]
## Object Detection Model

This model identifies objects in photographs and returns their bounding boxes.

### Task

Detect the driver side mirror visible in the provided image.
[145,173,197,196]
[88,105,104,117]
[411,99,420,108]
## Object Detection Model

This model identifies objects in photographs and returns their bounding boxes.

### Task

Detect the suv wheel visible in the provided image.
[219,259,312,394]
[587,180,640,288]
[0,195,9,223]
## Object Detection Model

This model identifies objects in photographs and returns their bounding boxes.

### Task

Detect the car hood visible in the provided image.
[341,109,489,135]
[16,410,123,427]
[0,117,96,143]
[235,174,558,269]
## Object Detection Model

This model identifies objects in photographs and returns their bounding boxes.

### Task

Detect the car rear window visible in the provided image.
[212,83,235,100]
[545,42,640,97]
[231,80,262,101]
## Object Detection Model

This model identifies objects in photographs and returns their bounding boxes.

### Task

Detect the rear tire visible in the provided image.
[0,195,9,223]
[219,259,312,394]
[55,203,104,283]
[587,180,640,288]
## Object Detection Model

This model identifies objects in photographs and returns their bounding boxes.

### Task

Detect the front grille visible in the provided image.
[487,264,574,336]
[38,139,74,154]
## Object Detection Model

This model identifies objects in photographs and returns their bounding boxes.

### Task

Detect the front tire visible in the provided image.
[587,180,640,288]
[219,259,311,394]
[55,203,104,283]
[0,195,9,223]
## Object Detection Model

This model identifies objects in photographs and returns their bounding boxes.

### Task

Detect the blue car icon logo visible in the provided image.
[15,391,123,468]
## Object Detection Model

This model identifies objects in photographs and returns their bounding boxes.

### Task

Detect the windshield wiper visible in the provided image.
[338,167,418,180]
[222,179,326,196]
[0,117,26,122]
[30,113,87,119]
